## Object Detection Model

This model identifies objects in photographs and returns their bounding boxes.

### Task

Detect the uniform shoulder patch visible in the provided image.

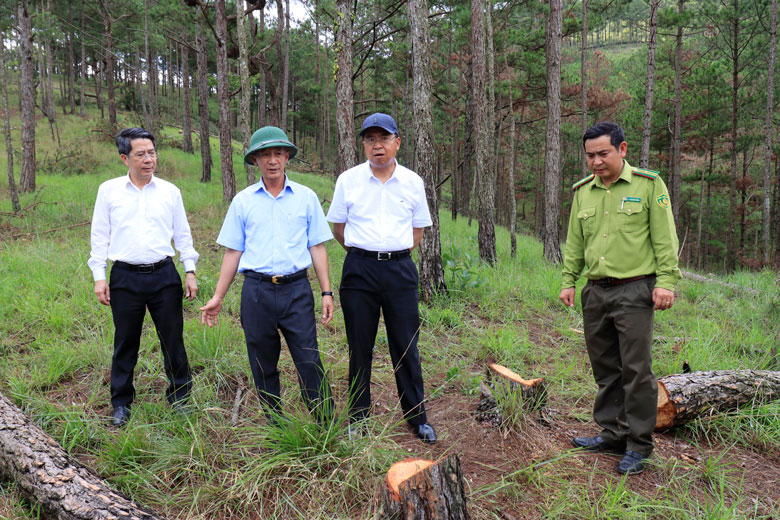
[572,174,596,192]
[632,167,659,180]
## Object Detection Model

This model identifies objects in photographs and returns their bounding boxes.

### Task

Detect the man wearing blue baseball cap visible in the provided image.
[201,126,334,424]
[327,113,436,444]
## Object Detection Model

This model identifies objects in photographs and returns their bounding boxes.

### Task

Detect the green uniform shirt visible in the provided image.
[561,160,681,291]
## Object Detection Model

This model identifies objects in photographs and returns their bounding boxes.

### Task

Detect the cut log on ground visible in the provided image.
[0,392,162,519]
[381,455,469,520]
[656,370,780,430]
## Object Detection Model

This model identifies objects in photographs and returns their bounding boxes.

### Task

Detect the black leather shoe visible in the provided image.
[571,435,624,454]
[111,406,131,428]
[617,450,648,475]
[412,423,437,444]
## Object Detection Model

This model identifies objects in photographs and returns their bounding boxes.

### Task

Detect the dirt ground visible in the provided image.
[365,371,780,519]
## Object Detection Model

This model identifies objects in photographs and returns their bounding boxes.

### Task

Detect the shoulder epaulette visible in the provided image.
[572,174,596,192]
[632,167,659,180]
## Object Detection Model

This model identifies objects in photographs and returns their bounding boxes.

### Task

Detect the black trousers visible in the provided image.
[240,274,331,419]
[339,250,427,425]
[108,259,192,408]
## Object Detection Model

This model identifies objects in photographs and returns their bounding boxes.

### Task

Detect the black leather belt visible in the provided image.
[113,257,172,273]
[588,274,655,287]
[244,269,307,284]
[350,247,410,261]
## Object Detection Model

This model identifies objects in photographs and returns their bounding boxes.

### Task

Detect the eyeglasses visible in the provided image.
[362,135,397,145]
[130,151,157,159]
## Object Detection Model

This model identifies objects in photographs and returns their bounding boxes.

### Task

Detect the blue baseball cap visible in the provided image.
[359,113,399,137]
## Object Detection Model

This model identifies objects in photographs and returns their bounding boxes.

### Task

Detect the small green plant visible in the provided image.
[442,245,485,292]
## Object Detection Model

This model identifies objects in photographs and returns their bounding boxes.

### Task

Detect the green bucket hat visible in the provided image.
[244,126,298,164]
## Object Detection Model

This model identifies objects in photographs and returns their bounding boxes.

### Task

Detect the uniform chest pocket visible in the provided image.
[577,207,596,236]
[616,202,645,232]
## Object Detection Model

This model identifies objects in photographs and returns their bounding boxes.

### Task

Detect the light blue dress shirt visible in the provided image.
[216,176,333,275]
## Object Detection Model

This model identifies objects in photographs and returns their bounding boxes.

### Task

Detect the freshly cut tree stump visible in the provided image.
[656,370,780,430]
[0,392,162,519]
[382,455,470,520]
[487,364,547,409]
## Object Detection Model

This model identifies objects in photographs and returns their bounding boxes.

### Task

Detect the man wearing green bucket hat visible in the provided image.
[201,126,334,423]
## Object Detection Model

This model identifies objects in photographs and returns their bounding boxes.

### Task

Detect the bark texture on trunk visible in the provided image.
[409,0,447,302]
[196,18,212,183]
[670,0,684,223]
[381,455,470,520]
[335,0,357,174]
[640,0,659,169]
[0,393,161,519]
[2,37,21,212]
[471,0,496,265]
[181,35,194,154]
[236,0,255,185]
[763,0,777,263]
[18,0,36,192]
[215,0,236,202]
[656,370,780,430]
[543,0,562,264]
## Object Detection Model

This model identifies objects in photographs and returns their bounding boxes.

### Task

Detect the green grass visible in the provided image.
[1,108,779,518]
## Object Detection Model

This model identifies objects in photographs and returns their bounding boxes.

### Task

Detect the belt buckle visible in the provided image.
[138,264,154,273]
[377,252,391,261]
[271,275,281,284]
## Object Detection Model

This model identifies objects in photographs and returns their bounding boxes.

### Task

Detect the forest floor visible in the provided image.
[2,116,780,519]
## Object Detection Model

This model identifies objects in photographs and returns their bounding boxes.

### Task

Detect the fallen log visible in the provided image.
[656,370,780,430]
[381,455,469,520]
[0,392,162,519]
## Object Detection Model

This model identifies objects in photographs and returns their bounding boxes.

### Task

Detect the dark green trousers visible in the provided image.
[581,276,657,456]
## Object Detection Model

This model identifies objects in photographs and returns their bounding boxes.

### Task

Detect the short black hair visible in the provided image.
[116,127,155,156]
[583,122,624,150]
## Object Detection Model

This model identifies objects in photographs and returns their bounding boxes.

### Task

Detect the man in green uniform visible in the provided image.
[560,122,681,475]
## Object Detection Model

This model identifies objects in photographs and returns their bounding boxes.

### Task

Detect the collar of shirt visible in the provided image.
[591,160,633,190]
[254,175,295,198]
[364,159,401,184]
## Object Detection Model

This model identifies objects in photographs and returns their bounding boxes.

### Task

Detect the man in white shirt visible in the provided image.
[327,113,436,444]
[88,127,199,427]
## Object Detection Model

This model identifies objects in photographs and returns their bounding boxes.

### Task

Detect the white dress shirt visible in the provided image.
[327,160,432,251]
[88,173,199,281]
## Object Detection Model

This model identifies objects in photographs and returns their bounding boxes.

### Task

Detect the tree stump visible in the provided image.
[476,364,547,426]
[381,455,470,520]
[487,364,547,409]
[656,370,780,429]
[0,392,162,519]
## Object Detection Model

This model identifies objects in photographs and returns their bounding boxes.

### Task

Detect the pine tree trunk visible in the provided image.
[763,0,777,263]
[581,0,588,178]
[503,41,517,258]
[236,0,255,185]
[409,0,447,302]
[196,17,212,183]
[215,0,236,201]
[640,0,659,168]
[181,36,194,154]
[2,36,21,212]
[656,371,780,429]
[543,0,563,264]
[471,0,496,265]
[670,0,684,223]
[80,9,86,116]
[335,0,357,173]
[18,0,36,193]
[726,5,740,272]
[281,0,290,132]
[0,393,162,519]
[67,0,76,114]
